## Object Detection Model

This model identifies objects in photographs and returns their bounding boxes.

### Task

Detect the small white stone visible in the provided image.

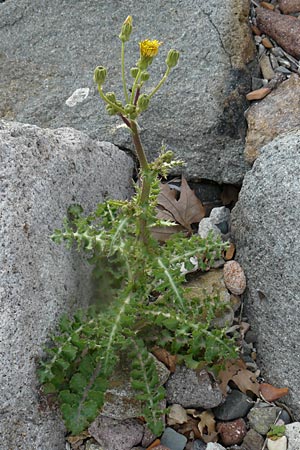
[209,206,231,225]
[267,436,287,450]
[198,218,221,239]
[65,87,89,107]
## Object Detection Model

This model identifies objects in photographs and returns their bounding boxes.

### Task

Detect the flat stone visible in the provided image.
[0,121,133,450]
[279,0,300,14]
[247,407,279,435]
[266,436,287,450]
[245,74,300,163]
[213,390,254,421]
[198,218,222,239]
[160,427,187,450]
[285,422,300,450]
[101,353,169,420]
[0,0,256,184]
[242,429,265,450]
[256,7,300,59]
[259,54,275,80]
[232,132,300,418]
[166,366,223,409]
[89,417,144,450]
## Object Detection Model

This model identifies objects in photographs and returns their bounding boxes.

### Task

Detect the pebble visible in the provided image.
[209,206,231,234]
[247,406,279,435]
[217,418,247,446]
[260,383,289,402]
[267,436,287,450]
[242,429,265,450]
[166,366,223,409]
[198,218,221,239]
[192,441,207,450]
[278,409,291,424]
[223,261,246,295]
[206,444,226,450]
[256,7,300,59]
[285,422,300,449]
[213,390,254,421]
[262,37,273,48]
[275,66,292,74]
[251,76,264,90]
[261,1,275,10]
[160,427,187,450]
[279,0,300,14]
[246,86,271,100]
[260,54,276,80]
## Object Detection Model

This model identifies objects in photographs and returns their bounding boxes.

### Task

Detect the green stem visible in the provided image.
[130,69,142,104]
[130,120,151,245]
[121,42,129,104]
[148,67,171,99]
[97,85,126,115]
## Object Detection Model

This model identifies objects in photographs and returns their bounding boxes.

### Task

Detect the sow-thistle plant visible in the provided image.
[38,16,238,437]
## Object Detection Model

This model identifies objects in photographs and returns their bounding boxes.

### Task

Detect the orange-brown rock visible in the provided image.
[246,87,271,101]
[279,0,300,14]
[245,74,300,163]
[256,7,300,58]
[260,383,289,402]
[261,2,275,10]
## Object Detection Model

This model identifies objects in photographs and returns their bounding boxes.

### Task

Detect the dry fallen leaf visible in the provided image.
[218,359,260,397]
[157,178,205,232]
[176,417,202,439]
[152,346,177,373]
[197,410,218,443]
[167,404,188,425]
[151,223,186,242]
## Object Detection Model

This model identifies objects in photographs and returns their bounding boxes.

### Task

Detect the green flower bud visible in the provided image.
[106,104,117,116]
[93,66,107,85]
[166,49,180,68]
[129,111,138,120]
[130,67,139,78]
[140,71,150,82]
[137,94,150,112]
[106,92,116,103]
[124,104,136,114]
[119,16,133,42]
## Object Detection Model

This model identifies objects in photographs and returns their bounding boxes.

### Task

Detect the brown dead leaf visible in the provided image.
[151,224,186,242]
[67,431,90,444]
[157,178,205,231]
[260,383,289,402]
[151,346,177,373]
[197,410,218,443]
[218,359,260,397]
[176,417,202,439]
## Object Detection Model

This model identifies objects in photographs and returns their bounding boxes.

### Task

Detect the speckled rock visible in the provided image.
[166,366,223,409]
[89,417,144,450]
[247,406,279,435]
[284,422,300,450]
[279,0,300,14]
[0,0,256,184]
[256,7,300,59]
[223,261,246,295]
[244,74,300,164]
[217,418,247,446]
[0,120,134,450]
[213,390,254,421]
[232,132,300,418]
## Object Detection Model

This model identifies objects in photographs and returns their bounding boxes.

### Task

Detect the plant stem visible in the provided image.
[97,85,126,115]
[121,42,129,104]
[130,120,151,245]
[148,67,171,99]
[130,69,142,104]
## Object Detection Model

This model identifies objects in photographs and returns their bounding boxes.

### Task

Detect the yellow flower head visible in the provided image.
[139,39,162,58]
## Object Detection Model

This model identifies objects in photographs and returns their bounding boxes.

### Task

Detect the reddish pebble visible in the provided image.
[261,1,275,9]
[217,418,247,446]
[246,87,271,101]
[260,383,289,402]
[223,261,246,295]
[262,37,273,48]
[257,7,300,59]
[279,0,300,14]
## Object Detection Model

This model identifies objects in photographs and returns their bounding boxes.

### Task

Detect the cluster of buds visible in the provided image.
[93,16,180,124]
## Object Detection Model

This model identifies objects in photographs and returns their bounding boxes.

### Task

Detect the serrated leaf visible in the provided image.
[62,343,78,362]
[70,373,87,394]
[59,390,79,405]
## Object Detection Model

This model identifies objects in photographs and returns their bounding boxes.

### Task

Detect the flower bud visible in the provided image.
[124,104,136,114]
[166,49,180,68]
[119,16,133,42]
[93,66,107,85]
[106,104,117,116]
[130,67,139,78]
[137,94,150,112]
[106,92,116,103]
[140,71,150,82]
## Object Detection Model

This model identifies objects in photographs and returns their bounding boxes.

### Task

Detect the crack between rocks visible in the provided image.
[202,10,233,68]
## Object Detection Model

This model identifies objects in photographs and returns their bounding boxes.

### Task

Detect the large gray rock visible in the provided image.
[231,130,300,418]
[0,0,256,184]
[0,121,134,450]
